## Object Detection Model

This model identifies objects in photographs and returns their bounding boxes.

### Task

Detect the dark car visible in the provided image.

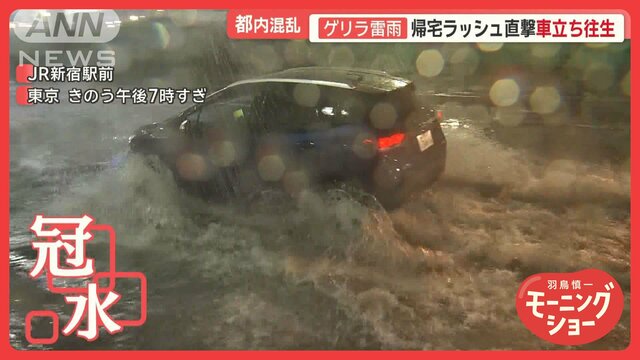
[128,67,446,208]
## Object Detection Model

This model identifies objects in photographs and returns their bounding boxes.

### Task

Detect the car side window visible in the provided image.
[189,89,247,132]
[199,99,237,127]
[254,83,320,133]
[255,83,369,133]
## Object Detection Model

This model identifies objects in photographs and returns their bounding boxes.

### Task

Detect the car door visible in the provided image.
[256,83,374,181]
[306,88,377,179]
[189,86,262,199]
[249,83,329,182]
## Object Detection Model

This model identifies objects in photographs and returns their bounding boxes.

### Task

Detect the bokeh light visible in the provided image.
[352,132,378,159]
[369,102,397,130]
[620,71,630,96]
[176,153,208,181]
[490,79,520,107]
[284,40,310,66]
[530,86,561,115]
[248,44,283,73]
[585,43,609,49]
[208,141,237,167]
[449,45,479,76]
[258,155,286,182]
[530,44,562,59]
[328,45,356,67]
[477,43,503,52]
[583,63,615,92]
[416,49,445,78]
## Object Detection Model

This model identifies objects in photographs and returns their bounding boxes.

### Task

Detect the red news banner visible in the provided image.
[227,11,625,42]
[228,10,309,39]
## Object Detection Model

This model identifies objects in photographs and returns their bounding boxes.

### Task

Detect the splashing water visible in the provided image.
[10,115,629,350]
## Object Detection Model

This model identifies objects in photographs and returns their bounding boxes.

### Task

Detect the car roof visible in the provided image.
[228,66,413,94]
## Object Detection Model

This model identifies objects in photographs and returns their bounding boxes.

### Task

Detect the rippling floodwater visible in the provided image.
[9,83,629,350]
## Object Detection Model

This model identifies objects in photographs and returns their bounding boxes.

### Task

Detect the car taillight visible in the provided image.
[377,133,405,150]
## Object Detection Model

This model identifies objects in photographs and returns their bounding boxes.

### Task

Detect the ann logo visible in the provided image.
[12,10,121,43]
[26,11,104,38]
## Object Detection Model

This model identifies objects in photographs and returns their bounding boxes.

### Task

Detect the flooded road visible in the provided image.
[9,80,630,350]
